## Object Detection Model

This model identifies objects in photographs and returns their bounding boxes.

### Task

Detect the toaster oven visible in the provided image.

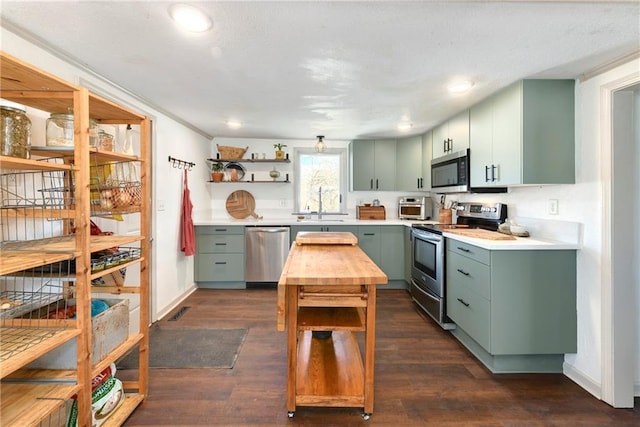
[398,196,432,220]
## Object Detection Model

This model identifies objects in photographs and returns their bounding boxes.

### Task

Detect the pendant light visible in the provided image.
[315,135,326,153]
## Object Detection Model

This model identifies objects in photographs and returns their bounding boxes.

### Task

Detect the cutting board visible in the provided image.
[225,190,262,219]
[445,228,517,240]
[296,231,358,245]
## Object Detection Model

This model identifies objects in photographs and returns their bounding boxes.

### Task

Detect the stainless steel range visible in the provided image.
[410,202,507,329]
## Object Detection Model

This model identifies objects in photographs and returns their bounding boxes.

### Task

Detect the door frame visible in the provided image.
[599,71,639,408]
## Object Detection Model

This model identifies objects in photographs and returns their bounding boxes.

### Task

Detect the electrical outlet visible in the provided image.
[548,199,558,215]
[279,199,287,208]
[157,199,166,211]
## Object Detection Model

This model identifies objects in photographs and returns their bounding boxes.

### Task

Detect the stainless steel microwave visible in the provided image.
[431,149,469,193]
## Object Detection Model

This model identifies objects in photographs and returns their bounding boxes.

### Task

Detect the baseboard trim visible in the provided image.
[563,361,602,400]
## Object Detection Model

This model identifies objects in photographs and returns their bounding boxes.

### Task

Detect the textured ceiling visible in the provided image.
[1,1,639,142]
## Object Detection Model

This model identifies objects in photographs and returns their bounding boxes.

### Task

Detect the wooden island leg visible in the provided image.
[363,284,377,416]
[286,285,299,416]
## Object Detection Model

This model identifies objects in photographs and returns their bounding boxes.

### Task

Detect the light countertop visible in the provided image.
[193,214,580,251]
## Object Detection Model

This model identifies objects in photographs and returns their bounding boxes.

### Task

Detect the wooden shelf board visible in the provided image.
[0,328,81,379]
[101,393,145,427]
[296,331,364,399]
[0,251,74,276]
[92,333,143,377]
[298,307,365,331]
[30,147,140,164]
[1,234,143,256]
[0,155,73,171]
[6,368,77,381]
[0,382,80,427]
[0,207,75,220]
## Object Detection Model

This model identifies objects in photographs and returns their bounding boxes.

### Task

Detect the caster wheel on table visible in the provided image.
[287,412,295,418]
[362,413,371,421]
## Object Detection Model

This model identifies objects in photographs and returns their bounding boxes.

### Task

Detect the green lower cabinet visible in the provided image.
[195,226,246,288]
[358,225,406,288]
[446,239,577,373]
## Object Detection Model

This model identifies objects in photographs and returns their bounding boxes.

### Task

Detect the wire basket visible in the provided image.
[90,161,141,214]
[216,144,248,159]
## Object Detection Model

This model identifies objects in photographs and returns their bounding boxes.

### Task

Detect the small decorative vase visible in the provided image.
[269,168,281,181]
[275,150,285,160]
[211,172,224,182]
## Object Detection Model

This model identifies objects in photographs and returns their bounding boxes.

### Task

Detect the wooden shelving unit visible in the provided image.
[0,52,150,426]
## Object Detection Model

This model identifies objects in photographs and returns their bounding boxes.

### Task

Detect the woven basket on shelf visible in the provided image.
[217,144,248,159]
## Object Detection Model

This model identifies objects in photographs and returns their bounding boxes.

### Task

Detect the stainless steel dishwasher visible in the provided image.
[245,226,291,284]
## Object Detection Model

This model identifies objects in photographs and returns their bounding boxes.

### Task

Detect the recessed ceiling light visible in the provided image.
[169,4,212,33]
[397,122,413,131]
[448,80,474,93]
[226,120,242,129]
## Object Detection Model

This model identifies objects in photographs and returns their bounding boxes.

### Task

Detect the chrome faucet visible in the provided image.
[318,186,323,219]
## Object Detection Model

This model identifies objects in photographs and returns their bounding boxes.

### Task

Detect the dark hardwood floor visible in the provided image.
[121,288,639,426]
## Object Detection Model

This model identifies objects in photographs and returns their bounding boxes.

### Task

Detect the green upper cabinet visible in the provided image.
[395,135,425,191]
[432,109,470,159]
[350,139,396,191]
[421,130,432,190]
[469,79,575,187]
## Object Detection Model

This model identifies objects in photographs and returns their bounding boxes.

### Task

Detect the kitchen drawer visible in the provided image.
[196,253,245,282]
[447,280,490,351]
[197,234,244,254]
[196,226,245,236]
[446,239,490,265]
[447,251,491,300]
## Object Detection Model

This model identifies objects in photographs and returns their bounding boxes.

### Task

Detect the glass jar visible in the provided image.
[46,112,74,147]
[97,129,114,151]
[1,105,31,158]
[46,112,98,147]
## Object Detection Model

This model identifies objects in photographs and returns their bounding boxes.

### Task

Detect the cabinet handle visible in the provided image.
[370,179,373,190]
[214,261,227,265]
[417,178,420,189]
[215,243,227,246]
[457,298,470,307]
[485,165,490,182]
[456,268,470,276]
[215,228,227,232]
[363,233,375,236]
[420,177,423,188]
[375,179,379,189]
[491,164,498,182]
[457,246,471,253]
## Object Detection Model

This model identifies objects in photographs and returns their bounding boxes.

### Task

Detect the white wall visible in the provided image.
[1,29,211,323]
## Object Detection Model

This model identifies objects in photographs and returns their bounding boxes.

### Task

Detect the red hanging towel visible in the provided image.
[180,169,196,256]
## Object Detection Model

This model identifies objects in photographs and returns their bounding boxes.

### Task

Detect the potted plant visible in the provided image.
[210,161,224,182]
[274,143,287,160]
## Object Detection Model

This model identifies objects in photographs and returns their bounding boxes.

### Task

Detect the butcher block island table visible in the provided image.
[277,232,388,419]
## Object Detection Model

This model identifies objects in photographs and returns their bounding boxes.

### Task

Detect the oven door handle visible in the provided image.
[412,230,442,244]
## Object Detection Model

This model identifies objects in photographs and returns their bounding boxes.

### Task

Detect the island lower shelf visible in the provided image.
[295,330,364,407]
